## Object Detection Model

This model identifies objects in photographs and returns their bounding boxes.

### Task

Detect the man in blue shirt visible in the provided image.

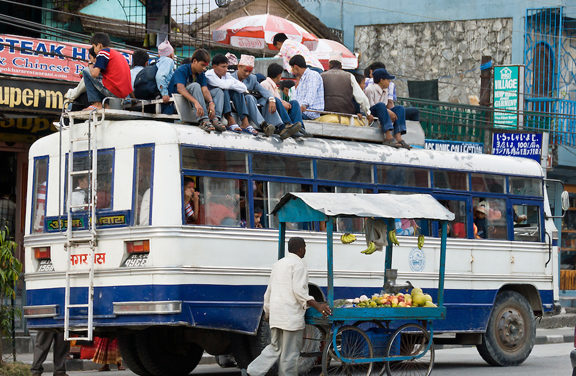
[289,55,324,120]
[168,49,225,132]
[233,55,301,139]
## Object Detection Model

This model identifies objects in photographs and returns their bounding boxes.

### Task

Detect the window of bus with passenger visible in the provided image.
[473,198,507,240]
[31,157,48,233]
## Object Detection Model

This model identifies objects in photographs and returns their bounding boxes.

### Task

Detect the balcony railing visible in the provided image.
[397,97,576,147]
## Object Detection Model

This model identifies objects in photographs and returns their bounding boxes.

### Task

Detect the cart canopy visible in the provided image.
[272,193,455,222]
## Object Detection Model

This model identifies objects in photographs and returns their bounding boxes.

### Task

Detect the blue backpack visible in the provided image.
[133,65,160,100]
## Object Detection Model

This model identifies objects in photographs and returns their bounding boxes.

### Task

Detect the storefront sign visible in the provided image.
[493,65,524,129]
[0,34,132,82]
[0,78,74,114]
[492,132,542,162]
[424,139,484,154]
[0,117,57,142]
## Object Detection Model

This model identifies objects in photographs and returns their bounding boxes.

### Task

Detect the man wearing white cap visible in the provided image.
[233,54,301,138]
[156,39,176,103]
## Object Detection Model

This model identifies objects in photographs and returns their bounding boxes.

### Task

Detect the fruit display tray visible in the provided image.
[305,306,446,325]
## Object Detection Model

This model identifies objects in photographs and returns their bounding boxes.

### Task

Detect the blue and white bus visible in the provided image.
[23,115,558,375]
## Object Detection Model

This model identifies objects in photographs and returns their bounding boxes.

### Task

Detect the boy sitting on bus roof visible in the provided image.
[205,53,248,133]
[365,68,411,149]
[231,55,298,137]
[83,32,132,111]
[167,49,224,133]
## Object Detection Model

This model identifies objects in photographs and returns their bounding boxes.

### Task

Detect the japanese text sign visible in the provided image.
[492,132,542,162]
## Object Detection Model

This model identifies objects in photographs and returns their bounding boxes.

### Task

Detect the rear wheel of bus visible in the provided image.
[476,290,536,366]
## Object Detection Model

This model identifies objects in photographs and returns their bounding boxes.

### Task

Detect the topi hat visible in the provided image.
[239,54,255,67]
[158,39,174,57]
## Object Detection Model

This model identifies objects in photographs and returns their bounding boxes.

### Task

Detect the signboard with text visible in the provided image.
[424,139,484,154]
[492,132,542,162]
[0,78,73,114]
[493,65,524,129]
[0,34,132,82]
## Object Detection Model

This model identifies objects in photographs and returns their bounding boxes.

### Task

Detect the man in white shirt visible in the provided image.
[242,237,331,376]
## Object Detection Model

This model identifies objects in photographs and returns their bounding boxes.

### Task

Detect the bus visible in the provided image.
[23,115,558,375]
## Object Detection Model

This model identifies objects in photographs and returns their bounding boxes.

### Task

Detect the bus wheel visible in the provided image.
[476,290,536,366]
[135,327,204,375]
[118,333,153,376]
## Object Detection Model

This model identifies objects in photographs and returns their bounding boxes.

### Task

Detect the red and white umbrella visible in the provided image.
[311,38,358,70]
[212,14,318,50]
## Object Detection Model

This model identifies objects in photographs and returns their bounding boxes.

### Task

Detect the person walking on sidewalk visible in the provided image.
[31,329,70,376]
[241,237,331,376]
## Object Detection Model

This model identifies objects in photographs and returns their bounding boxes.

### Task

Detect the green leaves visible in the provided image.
[0,227,21,300]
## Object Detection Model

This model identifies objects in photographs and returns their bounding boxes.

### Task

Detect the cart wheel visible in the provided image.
[381,323,434,376]
[322,325,374,376]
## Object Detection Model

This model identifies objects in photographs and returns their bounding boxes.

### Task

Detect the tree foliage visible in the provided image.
[0,228,22,366]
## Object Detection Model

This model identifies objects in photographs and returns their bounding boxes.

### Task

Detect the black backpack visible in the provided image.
[133,64,160,99]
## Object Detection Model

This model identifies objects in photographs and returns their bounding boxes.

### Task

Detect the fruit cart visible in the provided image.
[272,192,454,376]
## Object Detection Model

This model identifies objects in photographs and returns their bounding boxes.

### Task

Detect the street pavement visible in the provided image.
[30,341,572,376]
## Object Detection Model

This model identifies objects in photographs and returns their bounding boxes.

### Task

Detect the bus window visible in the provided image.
[252,154,312,179]
[513,204,541,242]
[31,157,48,233]
[473,198,508,240]
[257,181,312,230]
[378,166,429,188]
[317,160,372,183]
[471,174,506,193]
[433,170,467,190]
[438,200,468,238]
[133,146,153,226]
[66,151,114,211]
[181,147,247,173]
[509,177,542,197]
[193,177,248,227]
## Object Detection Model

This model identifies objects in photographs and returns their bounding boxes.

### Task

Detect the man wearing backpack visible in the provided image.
[83,32,132,110]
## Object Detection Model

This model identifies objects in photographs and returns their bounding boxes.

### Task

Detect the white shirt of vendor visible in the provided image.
[263,252,314,331]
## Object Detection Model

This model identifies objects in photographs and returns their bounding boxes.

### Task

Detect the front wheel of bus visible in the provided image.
[476,290,536,366]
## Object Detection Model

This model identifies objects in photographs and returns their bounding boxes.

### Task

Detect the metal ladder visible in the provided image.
[60,107,100,341]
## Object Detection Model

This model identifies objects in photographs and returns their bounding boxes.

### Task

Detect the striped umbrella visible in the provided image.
[311,38,358,70]
[212,14,318,50]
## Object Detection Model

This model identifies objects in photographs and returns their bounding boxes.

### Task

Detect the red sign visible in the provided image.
[0,34,132,82]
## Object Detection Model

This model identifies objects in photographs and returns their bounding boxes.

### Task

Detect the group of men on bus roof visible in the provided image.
[68,32,416,148]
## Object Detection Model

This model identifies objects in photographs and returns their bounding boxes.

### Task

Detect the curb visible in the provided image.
[535,333,574,345]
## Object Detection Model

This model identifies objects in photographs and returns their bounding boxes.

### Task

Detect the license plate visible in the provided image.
[38,260,55,272]
[124,254,148,267]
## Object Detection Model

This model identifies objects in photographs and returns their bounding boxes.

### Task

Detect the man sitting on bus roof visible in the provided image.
[232,55,301,138]
[289,54,324,123]
[167,49,224,133]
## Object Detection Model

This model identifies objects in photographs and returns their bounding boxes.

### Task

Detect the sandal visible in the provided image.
[397,140,412,150]
[242,125,258,136]
[211,118,226,132]
[82,104,101,111]
[382,138,401,148]
[198,120,215,133]
[226,123,242,133]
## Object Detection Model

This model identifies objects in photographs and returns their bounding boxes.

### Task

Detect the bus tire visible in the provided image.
[476,290,536,366]
[135,327,204,376]
[118,333,153,376]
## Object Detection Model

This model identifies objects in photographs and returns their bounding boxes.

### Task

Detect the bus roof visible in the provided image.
[30,120,544,178]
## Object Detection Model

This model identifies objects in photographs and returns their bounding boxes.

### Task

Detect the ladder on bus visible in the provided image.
[59,103,101,341]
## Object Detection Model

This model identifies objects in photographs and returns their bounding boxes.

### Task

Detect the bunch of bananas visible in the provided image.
[388,230,400,246]
[340,233,357,244]
[361,241,377,255]
[418,234,425,250]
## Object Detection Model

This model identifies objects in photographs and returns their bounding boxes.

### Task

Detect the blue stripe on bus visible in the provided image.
[26,285,555,333]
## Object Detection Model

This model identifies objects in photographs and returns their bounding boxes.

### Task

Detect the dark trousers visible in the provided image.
[370,103,407,135]
[31,330,69,375]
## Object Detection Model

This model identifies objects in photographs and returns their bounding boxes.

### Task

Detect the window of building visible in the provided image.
[133,145,154,226]
[31,156,48,233]
[378,166,429,188]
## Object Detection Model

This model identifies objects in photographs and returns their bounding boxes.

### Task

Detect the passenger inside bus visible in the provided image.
[473,201,488,239]
[183,177,199,224]
[71,175,89,211]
